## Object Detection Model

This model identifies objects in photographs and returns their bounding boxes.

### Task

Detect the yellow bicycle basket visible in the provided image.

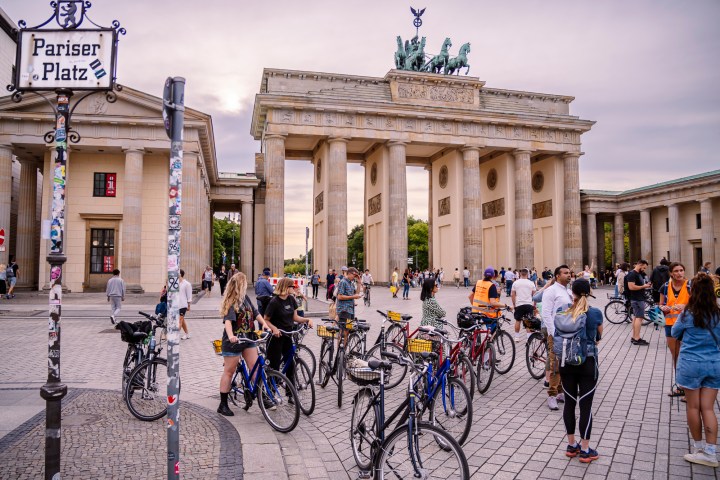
[408,338,433,353]
[317,325,336,338]
[388,311,402,322]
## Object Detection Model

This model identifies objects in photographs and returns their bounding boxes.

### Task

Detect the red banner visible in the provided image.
[103,256,114,273]
[105,173,116,197]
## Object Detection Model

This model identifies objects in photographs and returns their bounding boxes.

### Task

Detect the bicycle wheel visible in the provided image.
[122,344,139,392]
[364,291,371,307]
[376,422,469,479]
[428,377,472,446]
[452,355,475,401]
[492,329,515,375]
[257,369,300,433]
[293,358,316,416]
[350,387,379,472]
[319,340,333,388]
[347,332,365,358]
[475,342,495,394]
[642,304,654,326]
[297,344,316,379]
[125,357,168,422]
[386,323,408,350]
[525,332,546,380]
[365,343,408,390]
[604,300,630,325]
[336,348,345,408]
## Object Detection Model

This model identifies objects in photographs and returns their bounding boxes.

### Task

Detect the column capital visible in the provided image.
[699,198,713,205]
[122,147,145,156]
[513,149,533,159]
[562,152,584,159]
[0,143,13,153]
[265,134,286,141]
[387,140,408,147]
[240,199,254,205]
[327,136,349,144]
[461,145,483,153]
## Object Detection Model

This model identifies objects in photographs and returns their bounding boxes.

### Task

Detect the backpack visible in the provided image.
[5,263,15,278]
[552,304,588,367]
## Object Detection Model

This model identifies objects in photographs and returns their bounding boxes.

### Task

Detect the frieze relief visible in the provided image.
[482,198,505,219]
[397,83,474,104]
[532,199,552,219]
[314,191,324,215]
[438,197,451,216]
[368,193,382,216]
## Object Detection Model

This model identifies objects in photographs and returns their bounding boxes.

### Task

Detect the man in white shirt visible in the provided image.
[504,268,516,297]
[178,269,193,340]
[462,267,470,288]
[541,265,573,411]
[511,268,536,342]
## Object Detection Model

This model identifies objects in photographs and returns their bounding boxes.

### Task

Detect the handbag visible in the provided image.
[328,301,338,320]
[390,285,397,294]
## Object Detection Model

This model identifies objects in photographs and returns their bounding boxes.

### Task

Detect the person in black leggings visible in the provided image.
[559,279,604,463]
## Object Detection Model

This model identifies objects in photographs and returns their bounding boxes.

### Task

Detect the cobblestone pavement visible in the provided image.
[1,284,718,479]
[0,389,242,480]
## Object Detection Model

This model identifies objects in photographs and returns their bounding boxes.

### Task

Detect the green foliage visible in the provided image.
[213,217,241,268]
[602,221,631,268]
[347,224,364,270]
[407,216,428,270]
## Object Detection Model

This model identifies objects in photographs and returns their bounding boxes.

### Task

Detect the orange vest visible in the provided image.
[664,280,690,326]
[472,280,501,318]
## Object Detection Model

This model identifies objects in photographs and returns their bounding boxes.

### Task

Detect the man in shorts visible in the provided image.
[511,268,537,342]
[625,259,653,346]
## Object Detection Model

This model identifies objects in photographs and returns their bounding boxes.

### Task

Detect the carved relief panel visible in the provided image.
[438,197,451,217]
[368,193,382,216]
[482,198,505,219]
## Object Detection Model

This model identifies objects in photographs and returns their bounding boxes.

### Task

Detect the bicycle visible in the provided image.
[274,328,316,416]
[317,317,365,407]
[228,332,300,432]
[430,319,479,400]
[348,350,470,479]
[116,314,155,392]
[489,310,516,375]
[603,293,655,326]
[122,311,170,421]
[456,306,501,394]
[521,314,547,380]
[363,283,371,307]
[292,323,317,379]
[364,310,414,389]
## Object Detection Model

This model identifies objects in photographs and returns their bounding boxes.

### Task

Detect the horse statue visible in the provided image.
[404,36,426,71]
[394,36,407,70]
[423,37,452,74]
[445,42,471,75]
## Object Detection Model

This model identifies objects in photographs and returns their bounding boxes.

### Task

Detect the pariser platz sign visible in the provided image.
[15,28,116,91]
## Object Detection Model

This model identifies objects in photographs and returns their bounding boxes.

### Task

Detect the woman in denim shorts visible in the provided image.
[671,273,720,468]
[217,272,268,417]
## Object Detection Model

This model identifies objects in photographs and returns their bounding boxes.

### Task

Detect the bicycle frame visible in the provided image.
[234,354,272,400]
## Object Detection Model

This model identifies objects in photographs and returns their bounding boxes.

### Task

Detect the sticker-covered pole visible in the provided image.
[40,89,71,480]
[163,76,185,480]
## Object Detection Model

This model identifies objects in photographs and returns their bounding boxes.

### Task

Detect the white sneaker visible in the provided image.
[548,396,559,411]
[514,336,521,343]
[110,315,116,325]
[684,451,719,467]
[181,334,188,340]
[185,333,191,339]
[556,393,565,403]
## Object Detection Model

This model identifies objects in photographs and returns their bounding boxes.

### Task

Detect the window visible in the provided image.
[696,213,702,229]
[93,173,117,197]
[665,217,669,233]
[90,229,115,273]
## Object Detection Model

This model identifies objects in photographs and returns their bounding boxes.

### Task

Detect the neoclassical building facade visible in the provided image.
[251,68,595,282]
[581,170,720,274]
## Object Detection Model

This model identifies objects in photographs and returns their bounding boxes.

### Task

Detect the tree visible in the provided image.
[347,224,364,270]
[212,217,241,269]
[407,217,429,270]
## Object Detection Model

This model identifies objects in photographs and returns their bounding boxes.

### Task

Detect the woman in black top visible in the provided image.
[217,272,268,416]
[217,265,228,296]
[265,278,313,386]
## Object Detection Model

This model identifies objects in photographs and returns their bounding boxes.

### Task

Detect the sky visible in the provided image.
[4,0,719,257]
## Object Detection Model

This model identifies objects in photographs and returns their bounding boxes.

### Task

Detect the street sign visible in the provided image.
[407,257,413,264]
[0,228,5,252]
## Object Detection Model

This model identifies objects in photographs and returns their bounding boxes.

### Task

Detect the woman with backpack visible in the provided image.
[556,279,603,463]
[671,272,720,468]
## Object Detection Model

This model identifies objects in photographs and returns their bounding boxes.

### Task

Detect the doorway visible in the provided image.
[85,225,117,290]
[694,247,703,275]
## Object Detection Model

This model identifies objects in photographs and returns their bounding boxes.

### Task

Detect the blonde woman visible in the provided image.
[217,272,268,417]
[558,280,603,463]
[264,278,313,388]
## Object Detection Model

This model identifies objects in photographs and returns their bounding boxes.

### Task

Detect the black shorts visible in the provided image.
[514,304,534,322]
[179,308,187,316]
[202,280,211,290]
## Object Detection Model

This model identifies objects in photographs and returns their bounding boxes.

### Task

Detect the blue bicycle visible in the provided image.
[274,327,316,416]
[229,332,300,433]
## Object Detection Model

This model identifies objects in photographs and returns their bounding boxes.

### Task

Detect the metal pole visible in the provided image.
[231,214,235,265]
[164,76,185,480]
[40,89,71,480]
[305,226,309,310]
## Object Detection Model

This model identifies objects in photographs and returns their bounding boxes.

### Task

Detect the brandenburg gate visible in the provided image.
[251,68,594,282]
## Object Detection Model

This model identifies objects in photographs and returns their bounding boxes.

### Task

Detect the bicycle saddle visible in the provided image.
[324,325,341,333]
[132,331,148,341]
[356,323,371,332]
[368,358,392,370]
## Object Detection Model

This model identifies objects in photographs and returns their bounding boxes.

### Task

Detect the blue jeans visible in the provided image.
[506,280,513,297]
[464,278,469,287]
[403,283,410,298]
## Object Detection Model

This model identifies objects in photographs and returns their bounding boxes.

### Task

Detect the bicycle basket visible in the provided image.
[347,366,382,386]
[317,325,336,338]
[388,311,402,322]
[522,316,542,331]
[117,320,152,343]
[212,339,222,355]
[408,338,433,353]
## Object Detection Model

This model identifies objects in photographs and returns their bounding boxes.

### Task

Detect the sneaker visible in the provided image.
[684,451,718,467]
[262,395,277,411]
[543,381,550,389]
[579,447,599,463]
[556,393,565,403]
[217,403,234,416]
[185,333,192,339]
[515,336,521,343]
[548,396,559,411]
[631,338,649,346]
[566,442,582,458]
[110,315,116,325]
[181,334,188,340]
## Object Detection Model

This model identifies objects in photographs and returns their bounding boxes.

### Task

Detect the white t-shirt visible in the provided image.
[540,282,573,335]
[505,271,516,282]
[361,273,373,284]
[511,278,536,306]
[582,270,592,280]
[178,279,193,309]
[463,269,469,279]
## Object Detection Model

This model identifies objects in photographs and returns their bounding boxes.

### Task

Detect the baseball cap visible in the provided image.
[484,267,495,278]
[263,268,271,276]
[571,279,596,298]
[341,266,348,271]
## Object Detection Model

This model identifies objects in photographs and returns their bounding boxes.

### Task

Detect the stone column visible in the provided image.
[121,148,144,292]
[614,213,625,265]
[596,218,606,275]
[16,159,38,288]
[586,212,597,271]
[327,137,348,271]
[0,144,12,265]
[264,135,285,277]
[700,199,715,267]
[563,153,583,269]
[388,141,408,275]
[640,209,652,264]
[462,146,482,279]
[240,201,254,276]
[181,151,198,284]
[513,150,533,269]
[668,203,681,262]
[427,164,433,269]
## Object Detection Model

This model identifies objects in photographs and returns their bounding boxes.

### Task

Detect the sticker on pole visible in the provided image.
[0,228,5,252]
